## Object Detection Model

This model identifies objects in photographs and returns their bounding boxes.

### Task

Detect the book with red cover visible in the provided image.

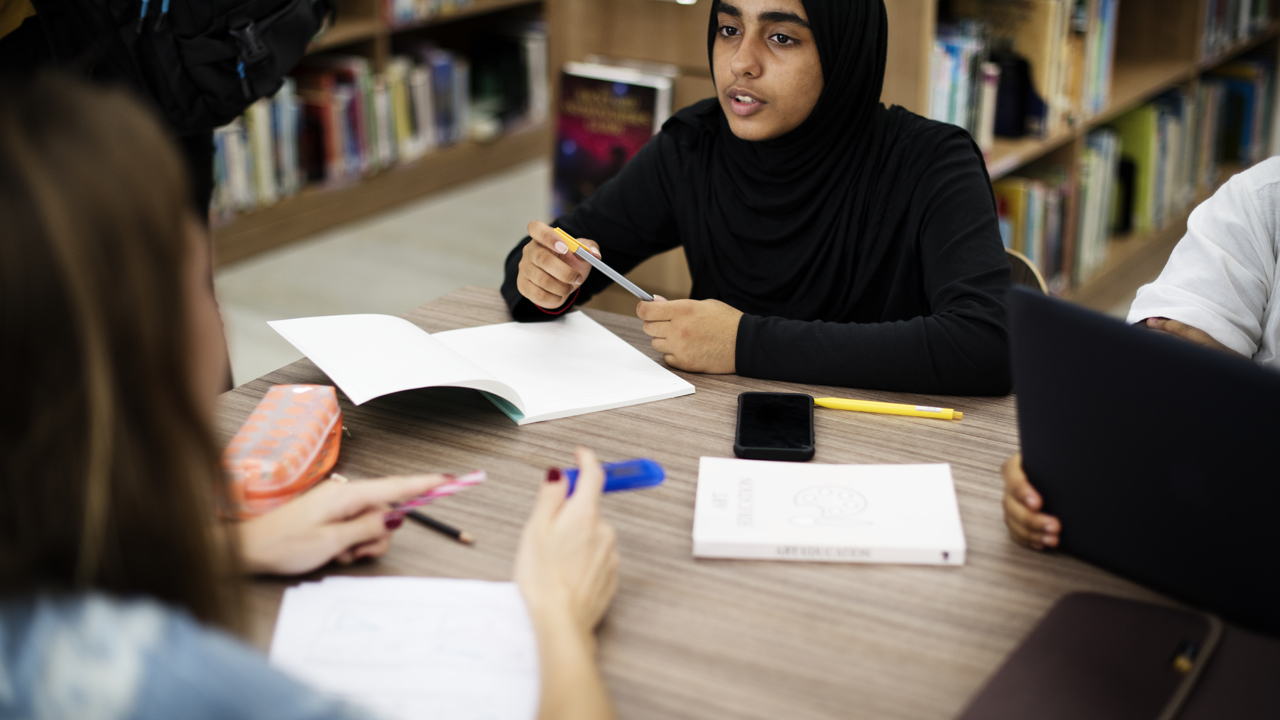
[299,56,374,175]
[295,70,341,184]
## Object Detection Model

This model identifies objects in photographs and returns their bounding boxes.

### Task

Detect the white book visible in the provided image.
[976,61,1000,152]
[523,31,549,125]
[223,119,254,210]
[270,577,538,720]
[373,77,394,167]
[384,57,415,160]
[211,125,234,216]
[408,65,435,154]
[692,457,966,565]
[268,311,695,425]
[453,57,470,143]
[273,79,300,196]
[931,42,956,124]
[247,99,277,205]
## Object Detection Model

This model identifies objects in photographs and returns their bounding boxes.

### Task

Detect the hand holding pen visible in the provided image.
[516,221,603,310]
[384,470,487,521]
[238,473,452,575]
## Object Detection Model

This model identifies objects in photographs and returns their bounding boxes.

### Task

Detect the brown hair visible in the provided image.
[0,73,242,628]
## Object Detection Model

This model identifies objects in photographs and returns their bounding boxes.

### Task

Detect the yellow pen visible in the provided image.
[813,397,963,420]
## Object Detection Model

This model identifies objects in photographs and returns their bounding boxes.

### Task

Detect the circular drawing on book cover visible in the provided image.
[791,486,869,527]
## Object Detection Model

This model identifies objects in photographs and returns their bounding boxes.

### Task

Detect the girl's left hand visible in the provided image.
[238,474,450,575]
[1001,454,1060,551]
[637,297,743,374]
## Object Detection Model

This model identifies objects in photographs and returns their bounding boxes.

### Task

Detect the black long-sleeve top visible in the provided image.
[501,106,1013,396]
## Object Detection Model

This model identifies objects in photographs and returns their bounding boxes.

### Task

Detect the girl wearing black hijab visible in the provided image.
[501,0,1012,395]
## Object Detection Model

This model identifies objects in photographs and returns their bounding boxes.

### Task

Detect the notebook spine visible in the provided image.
[692,542,965,565]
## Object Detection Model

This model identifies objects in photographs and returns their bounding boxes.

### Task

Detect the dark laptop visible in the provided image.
[1007,287,1280,636]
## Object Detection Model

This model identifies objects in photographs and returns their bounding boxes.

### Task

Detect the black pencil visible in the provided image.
[407,510,475,545]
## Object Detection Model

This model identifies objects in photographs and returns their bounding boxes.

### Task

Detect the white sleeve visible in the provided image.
[1126,160,1280,357]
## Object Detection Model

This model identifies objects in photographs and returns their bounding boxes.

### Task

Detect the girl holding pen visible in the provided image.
[504,0,1012,396]
[0,75,618,720]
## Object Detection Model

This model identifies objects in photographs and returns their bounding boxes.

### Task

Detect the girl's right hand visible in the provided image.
[516,221,602,309]
[515,446,619,634]
[239,474,449,576]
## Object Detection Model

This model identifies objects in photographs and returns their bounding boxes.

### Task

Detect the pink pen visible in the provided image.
[385,470,486,521]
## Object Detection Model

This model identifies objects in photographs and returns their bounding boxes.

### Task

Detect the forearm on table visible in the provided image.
[735,309,1011,395]
[531,607,614,720]
[1126,175,1273,351]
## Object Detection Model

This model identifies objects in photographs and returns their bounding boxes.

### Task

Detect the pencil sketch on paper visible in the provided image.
[270,578,540,720]
[791,485,871,527]
[308,600,536,671]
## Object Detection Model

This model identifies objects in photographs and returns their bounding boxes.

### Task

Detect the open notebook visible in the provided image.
[268,311,695,425]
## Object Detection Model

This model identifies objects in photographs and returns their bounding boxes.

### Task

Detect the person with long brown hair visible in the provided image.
[0,73,618,720]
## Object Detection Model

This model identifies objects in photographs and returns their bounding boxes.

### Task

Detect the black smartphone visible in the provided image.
[734,392,815,461]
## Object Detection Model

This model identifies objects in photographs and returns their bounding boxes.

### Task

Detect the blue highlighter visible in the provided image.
[564,458,665,495]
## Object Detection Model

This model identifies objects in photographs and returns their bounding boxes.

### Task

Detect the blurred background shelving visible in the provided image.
[211,0,548,266]
[213,0,1280,322]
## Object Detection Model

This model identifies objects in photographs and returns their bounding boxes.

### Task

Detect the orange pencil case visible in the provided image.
[223,384,343,519]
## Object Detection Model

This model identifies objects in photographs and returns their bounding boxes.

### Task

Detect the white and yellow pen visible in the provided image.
[814,397,963,421]
[553,227,654,302]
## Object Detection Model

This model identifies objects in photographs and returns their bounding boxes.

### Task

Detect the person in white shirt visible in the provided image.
[1003,157,1280,550]
[1126,156,1280,364]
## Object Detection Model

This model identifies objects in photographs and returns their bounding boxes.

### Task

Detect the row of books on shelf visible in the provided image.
[213,80,303,217]
[929,23,999,150]
[1204,0,1273,57]
[1073,128,1120,285]
[211,24,548,223]
[383,0,471,28]
[995,54,1278,291]
[994,170,1071,291]
[930,0,1117,147]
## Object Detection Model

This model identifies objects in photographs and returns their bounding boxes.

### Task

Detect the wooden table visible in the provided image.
[216,286,1167,720]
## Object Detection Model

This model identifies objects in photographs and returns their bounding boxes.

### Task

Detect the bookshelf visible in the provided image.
[558,0,1280,315]
[211,0,548,267]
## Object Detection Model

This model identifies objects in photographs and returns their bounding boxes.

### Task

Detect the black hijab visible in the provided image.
[670,0,994,320]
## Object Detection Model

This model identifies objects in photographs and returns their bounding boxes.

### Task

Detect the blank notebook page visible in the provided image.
[434,312,694,423]
[267,314,516,406]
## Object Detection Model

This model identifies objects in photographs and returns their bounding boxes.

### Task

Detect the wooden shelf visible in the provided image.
[212,124,550,267]
[309,18,382,51]
[1089,58,1197,126]
[308,0,541,54]
[986,130,1075,180]
[387,0,538,31]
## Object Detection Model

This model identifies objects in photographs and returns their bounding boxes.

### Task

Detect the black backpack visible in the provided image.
[30,0,333,134]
